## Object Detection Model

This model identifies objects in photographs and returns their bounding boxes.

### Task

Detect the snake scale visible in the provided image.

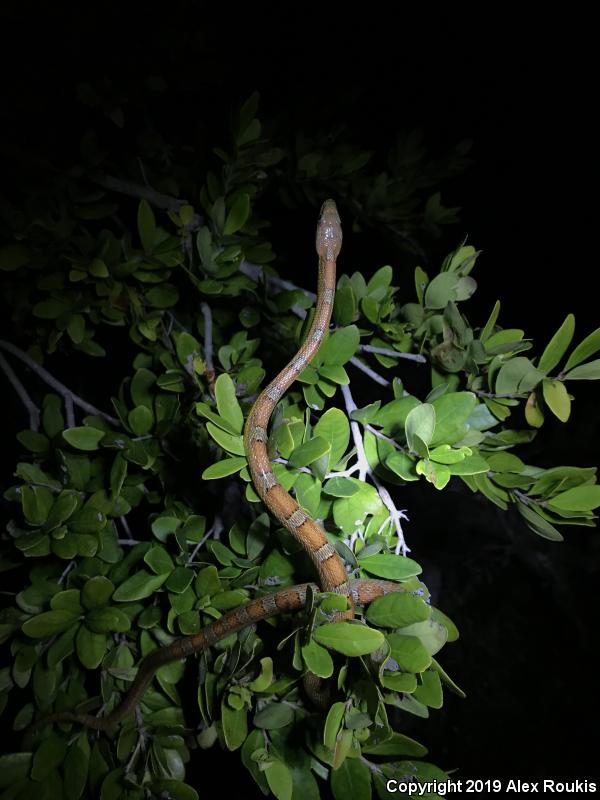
[23,200,405,742]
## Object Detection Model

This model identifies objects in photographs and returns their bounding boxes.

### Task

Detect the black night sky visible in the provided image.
[1,3,598,795]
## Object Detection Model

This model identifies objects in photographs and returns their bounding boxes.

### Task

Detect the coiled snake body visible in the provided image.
[24,201,404,741]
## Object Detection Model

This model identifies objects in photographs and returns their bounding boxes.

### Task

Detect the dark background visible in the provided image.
[1,2,598,793]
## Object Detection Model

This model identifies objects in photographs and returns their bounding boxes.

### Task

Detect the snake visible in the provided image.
[23,200,406,743]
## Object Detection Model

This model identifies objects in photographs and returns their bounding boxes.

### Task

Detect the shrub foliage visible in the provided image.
[0,92,598,799]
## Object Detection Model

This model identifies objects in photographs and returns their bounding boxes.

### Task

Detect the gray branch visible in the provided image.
[0,351,41,431]
[89,171,203,230]
[0,339,121,427]
[200,302,215,375]
[360,344,426,363]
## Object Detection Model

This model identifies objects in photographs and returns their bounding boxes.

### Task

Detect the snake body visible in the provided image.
[23,200,400,743]
[243,200,351,607]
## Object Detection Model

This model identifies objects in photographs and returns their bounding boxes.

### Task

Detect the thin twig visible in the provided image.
[58,560,76,585]
[348,356,390,387]
[200,302,216,395]
[89,171,203,230]
[187,515,224,565]
[341,384,409,555]
[0,351,41,430]
[365,424,403,450]
[359,344,426,363]
[0,340,120,426]
[341,385,369,482]
[64,394,75,429]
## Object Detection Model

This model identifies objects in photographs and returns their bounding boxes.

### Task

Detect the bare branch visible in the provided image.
[359,344,426,363]
[89,171,203,230]
[341,384,410,555]
[0,339,120,427]
[348,356,390,387]
[0,351,41,431]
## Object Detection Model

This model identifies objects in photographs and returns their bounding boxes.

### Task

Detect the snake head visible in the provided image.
[316,199,342,261]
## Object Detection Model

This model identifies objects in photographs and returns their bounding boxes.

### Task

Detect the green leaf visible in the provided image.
[21,484,53,526]
[322,325,360,365]
[447,454,490,475]
[480,300,500,342]
[248,657,273,692]
[206,422,246,455]
[62,426,105,451]
[64,733,90,800]
[413,670,443,708]
[137,198,156,252]
[31,734,68,780]
[214,373,244,432]
[366,592,429,628]
[146,283,179,308]
[538,313,575,372]
[196,401,241,434]
[525,391,545,428]
[288,436,329,468]
[128,405,154,435]
[110,454,127,499]
[430,392,477,445]
[542,379,571,422]
[405,403,435,451]
[67,314,86,344]
[265,760,293,800]
[367,265,393,294]
[563,359,600,380]
[202,456,247,479]
[314,622,384,656]
[81,576,114,610]
[253,702,295,729]
[363,731,427,757]
[386,633,431,672]
[548,485,600,512]
[424,272,459,309]
[22,610,79,638]
[564,327,600,370]
[330,757,371,800]
[495,357,545,395]
[302,639,334,678]
[17,429,50,453]
[332,479,384,534]
[0,753,32,787]
[223,193,250,235]
[414,266,429,304]
[395,619,448,656]
[333,285,356,326]
[323,701,345,749]
[314,408,350,471]
[516,502,564,541]
[322,477,360,497]
[76,626,107,668]
[45,490,79,530]
[165,566,195,594]
[85,607,131,633]
[144,545,175,575]
[176,332,201,368]
[358,554,422,580]
[221,700,247,751]
[113,569,169,601]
